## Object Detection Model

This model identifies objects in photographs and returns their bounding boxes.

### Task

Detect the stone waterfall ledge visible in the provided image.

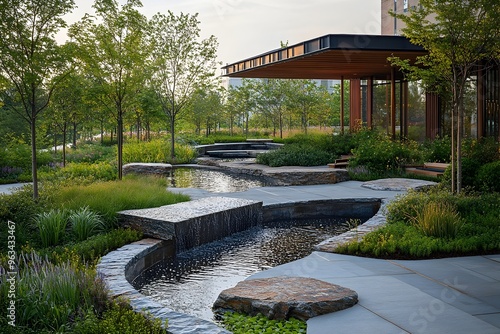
[123,163,173,176]
[118,197,262,252]
[97,238,230,334]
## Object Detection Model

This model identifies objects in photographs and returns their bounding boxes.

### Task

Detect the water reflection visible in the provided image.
[167,168,271,193]
[134,218,351,322]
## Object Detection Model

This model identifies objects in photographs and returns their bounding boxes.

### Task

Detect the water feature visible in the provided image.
[132,217,354,322]
[167,167,273,192]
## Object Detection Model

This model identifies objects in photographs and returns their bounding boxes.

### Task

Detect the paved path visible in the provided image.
[0,183,28,195]
[171,179,500,334]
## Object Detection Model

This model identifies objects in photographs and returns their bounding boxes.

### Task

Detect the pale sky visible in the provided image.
[62,0,381,67]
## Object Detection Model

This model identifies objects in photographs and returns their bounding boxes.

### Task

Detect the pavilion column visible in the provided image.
[349,79,362,130]
[402,81,408,139]
[366,77,373,129]
[391,68,396,139]
[426,93,440,140]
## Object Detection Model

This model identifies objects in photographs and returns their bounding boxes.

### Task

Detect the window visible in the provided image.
[404,0,409,12]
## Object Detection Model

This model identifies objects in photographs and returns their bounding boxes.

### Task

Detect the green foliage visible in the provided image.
[256,144,333,167]
[73,302,167,334]
[66,143,115,163]
[122,139,197,164]
[46,229,143,264]
[0,252,108,333]
[0,141,53,183]
[421,136,452,163]
[350,131,422,174]
[477,161,500,192]
[410,201,462,239]
[34,209,68,248]
[222,312,306,334]
[52,176,190,228]
[69,207,105,242]
[336,190,500,259]
[40,161,118,184]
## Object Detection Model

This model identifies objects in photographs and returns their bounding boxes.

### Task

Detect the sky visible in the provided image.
[62,0,381,70]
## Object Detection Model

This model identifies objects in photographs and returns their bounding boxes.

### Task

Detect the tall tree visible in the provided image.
[390,0,500,193]
[69,0,147,179]
[0,0,75,199]
[148,11,218,159]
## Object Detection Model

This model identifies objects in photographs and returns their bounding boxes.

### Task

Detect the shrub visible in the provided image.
[256,144,333,167]
[34,209,69,247]
[73,302,167,334]
[477,161,500,193]
[46,229,143,263]
[65,143,115,163]
[422,136,452,163]
[410,201,462,239]
[40,161,118,184]
[222,312,306,334]
[123,139,197,164]
[69,207,104,242]
[350,131,422,174]
[0,252,108,332]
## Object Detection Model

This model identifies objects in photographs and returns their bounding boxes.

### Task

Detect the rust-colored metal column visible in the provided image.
[350,79,362,130]
[367,77,373,129]
[425,93,440,140]
[391,68,396,139]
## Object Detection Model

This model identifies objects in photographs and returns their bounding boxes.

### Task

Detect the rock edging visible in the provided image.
[97,238,230,334]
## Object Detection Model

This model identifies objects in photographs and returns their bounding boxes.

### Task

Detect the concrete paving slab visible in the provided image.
[307,305,409,334]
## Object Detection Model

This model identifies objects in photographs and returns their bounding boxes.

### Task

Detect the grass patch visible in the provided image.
[51,176,190,228]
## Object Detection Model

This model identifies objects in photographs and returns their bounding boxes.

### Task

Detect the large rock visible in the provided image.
[213,276,358,321]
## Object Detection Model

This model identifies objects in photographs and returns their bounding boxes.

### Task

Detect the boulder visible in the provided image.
[213,276,358,321]
[122,163,172,176]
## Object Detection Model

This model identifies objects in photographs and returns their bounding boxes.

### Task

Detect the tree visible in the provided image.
[69,0,148,179]
[148,11,218,159]
[254,79,290,138]
[390,0,500,193]
[0,0,75,199]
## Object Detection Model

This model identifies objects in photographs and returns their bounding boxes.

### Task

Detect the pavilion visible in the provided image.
[222,34,500,141]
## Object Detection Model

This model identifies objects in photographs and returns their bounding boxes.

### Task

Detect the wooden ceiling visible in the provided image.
[222,34,427,80]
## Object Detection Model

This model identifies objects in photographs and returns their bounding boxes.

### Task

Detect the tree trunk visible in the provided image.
[117,115,123,180]
[30,115,39,201]
[62,123,67,168]
[170,115,176,159]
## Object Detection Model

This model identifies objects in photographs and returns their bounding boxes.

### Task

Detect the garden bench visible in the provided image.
[405,162,450,178]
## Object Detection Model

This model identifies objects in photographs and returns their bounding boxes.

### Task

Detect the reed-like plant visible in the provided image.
[2,252,108,332]
[34,209,68,247]
[411,201,462,239]
[69,206,104,241]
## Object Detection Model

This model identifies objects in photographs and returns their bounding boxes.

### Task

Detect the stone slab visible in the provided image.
[123,163,172,176]
[213,276,358,321]
[362,178,437,191]
[119,197,262,251]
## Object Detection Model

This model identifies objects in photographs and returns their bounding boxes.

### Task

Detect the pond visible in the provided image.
[132,218,353,322]
[166,167,274,193]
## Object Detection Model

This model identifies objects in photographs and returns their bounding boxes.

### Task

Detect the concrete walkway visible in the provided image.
[0,183,28,195]
[171,180,500,334]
